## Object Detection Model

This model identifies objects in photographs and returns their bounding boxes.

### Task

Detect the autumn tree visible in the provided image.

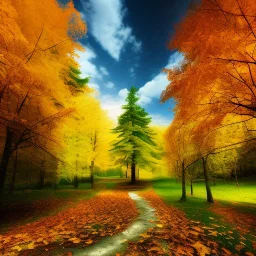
[57,92,114,188]
[161,0,256,202]
[164,120,198,201]
[162,0,256,122]
[111,87,157,184]
[0,0,86,195]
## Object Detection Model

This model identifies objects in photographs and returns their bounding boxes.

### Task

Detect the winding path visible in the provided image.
[77,192,157,256]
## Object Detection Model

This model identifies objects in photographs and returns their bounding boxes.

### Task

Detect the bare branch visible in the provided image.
[25,28,44,64]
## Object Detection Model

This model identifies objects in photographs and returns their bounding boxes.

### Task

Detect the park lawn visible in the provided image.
[0,183,96,233]
[94,176,127,189]
[153,178,256,255]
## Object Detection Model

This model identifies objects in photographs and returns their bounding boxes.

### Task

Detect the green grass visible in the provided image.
[95,176,130,189]
[2,183,94,203]
[153,178,256,254]
[154,178,256,204]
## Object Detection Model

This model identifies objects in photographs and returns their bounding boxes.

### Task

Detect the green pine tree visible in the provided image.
[68,66,90,88]
[111,86,158,184]
[61,65,90,92]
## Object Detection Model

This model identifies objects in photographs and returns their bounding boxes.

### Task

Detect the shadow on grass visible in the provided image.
[153,178,256,254]
[0,186,96,233]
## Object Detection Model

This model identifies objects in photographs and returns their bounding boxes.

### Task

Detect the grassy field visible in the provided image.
[1,177,255,254]
[153,177,256,200]
[153,178,256,254]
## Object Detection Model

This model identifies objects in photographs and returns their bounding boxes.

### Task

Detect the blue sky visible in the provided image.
[70,0,190,126]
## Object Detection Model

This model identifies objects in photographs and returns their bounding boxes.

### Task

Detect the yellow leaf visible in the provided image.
[192,241,211,256]
[11,245,22,252]
[156,224,163,228]
[27,242,35,249]
[140,233,151,239]
[69,237,81,244]
[43,240,49,245]
[85,239,93,244]
[209,231,218,237]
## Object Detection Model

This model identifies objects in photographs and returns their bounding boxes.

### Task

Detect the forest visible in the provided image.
[0,0,255,255]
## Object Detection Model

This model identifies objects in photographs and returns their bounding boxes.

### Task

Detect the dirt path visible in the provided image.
[77,192,157,256]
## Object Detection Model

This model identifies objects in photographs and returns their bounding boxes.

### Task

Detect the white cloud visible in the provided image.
[129,35,142,53]
[82,0,142,60]
[97,52,182,124]
[75,47,99,79]
[88,83,100,91]
[99,66,109,76]
[130,67,135,78]
[105,82,115,89]
[118,88,128,98]
[75,46,110,91]
[151,114,171,127]
[100,89,127,122]
[165,51,184,69]
[138,52,183,106]
[138,73,167,105]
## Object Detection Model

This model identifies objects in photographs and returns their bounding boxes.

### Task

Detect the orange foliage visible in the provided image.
[126,191,220,256]
[162,0,256,124]
[0,191,138,255]
[0,0,86,127]
[0,0,87,190]
[210,202,256,235]
[162,0,256,180]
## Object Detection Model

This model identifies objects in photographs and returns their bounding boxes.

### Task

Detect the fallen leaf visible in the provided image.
[85,239,93,244]
[193,241,211,256]
[245,253,254,256]
[221,248,232,255]
[27,242,35,249]
[11,245,22,252]
[140,233,151,239]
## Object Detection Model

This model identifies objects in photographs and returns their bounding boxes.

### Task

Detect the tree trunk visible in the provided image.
[190,179,193,196]
[90,160,94,188]
[0,128,14,196]
[126,162,128,178]
[9,150,18,194]
[202,157,214,203]
[74,159,79,188]
[137,169,140,180]
[234,168,239,187]
[74,175,78,188]
[39,169,45,189]
[180,160,186,202]
[131,153,136,184]
[38,160,46,189]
